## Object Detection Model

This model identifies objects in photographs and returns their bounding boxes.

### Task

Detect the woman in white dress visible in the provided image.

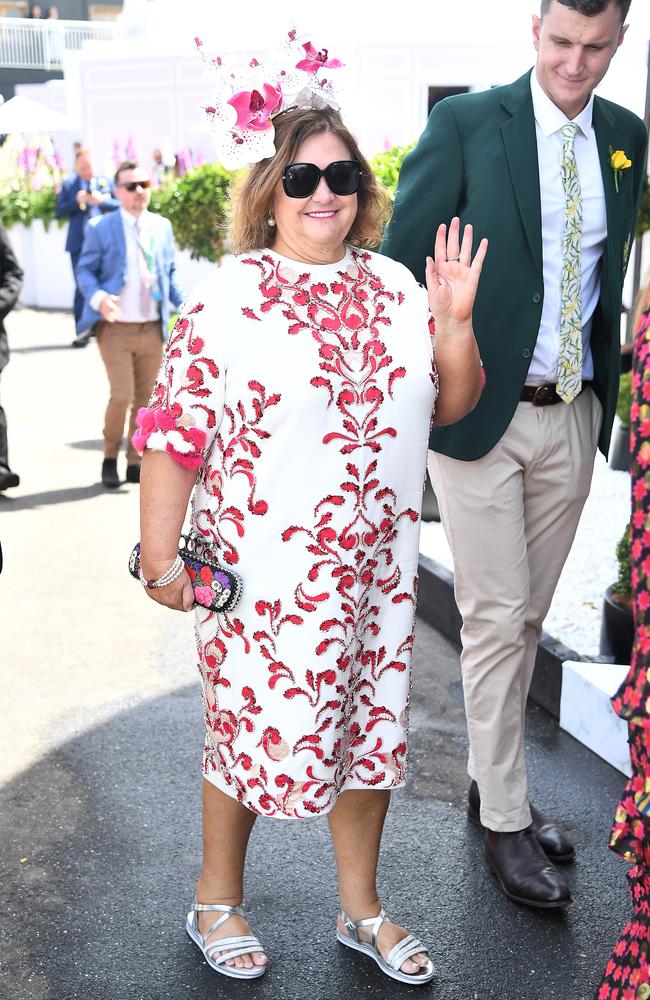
[135,106,486,984]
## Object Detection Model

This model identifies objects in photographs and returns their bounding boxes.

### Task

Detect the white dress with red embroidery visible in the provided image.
[136,245,437,818]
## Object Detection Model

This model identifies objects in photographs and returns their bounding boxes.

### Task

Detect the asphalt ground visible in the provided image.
[0,307,633,1000]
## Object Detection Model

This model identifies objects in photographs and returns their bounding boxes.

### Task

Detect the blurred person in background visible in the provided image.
[55,147,119,343]
[151,148,170,186]
[76,160,184,489]
[0,223,24,492]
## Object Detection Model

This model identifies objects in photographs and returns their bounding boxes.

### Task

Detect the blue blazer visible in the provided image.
[55,173,119,255]
[75,210,185,337]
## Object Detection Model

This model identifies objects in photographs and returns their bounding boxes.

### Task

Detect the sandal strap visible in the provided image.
[387,934,428,971]
[340,907,390,949]
[193,902,243,914]
[192,903,244,941]
[205,935,264,963]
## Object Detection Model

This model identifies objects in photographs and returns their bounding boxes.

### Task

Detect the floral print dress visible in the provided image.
[599,302,650,998]
[136,246,437,818]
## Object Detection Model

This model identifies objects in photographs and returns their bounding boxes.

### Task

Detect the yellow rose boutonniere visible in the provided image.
[609,146,632,193]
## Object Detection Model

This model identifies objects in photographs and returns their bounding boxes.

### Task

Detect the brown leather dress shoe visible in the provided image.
[484,828,572,909]
[468,780,575,864]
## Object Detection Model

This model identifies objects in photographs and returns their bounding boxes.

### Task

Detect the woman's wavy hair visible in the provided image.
[228,107,391,254]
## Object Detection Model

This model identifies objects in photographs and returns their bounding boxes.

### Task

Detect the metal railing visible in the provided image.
[0,17,116,71]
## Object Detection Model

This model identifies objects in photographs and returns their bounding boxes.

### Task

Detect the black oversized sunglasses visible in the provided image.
[118,180,152,191]
[281,160,363,199]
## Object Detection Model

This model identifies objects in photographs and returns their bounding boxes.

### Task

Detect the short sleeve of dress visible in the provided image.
[132,282,225,470]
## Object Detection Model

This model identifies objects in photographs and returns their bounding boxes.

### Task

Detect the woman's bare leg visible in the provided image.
[327,789,428,975]
[194,779,267,971]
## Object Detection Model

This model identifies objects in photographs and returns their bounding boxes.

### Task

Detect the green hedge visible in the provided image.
[616,371,632,428]
[612,521,632,607]
[369,143,415,201]
[149,163,234,263]
[0,187,61,231]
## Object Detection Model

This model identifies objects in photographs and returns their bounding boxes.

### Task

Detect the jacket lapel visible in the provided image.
[500,72,543,277]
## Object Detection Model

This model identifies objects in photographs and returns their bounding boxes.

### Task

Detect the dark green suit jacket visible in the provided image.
[381,70,648,460]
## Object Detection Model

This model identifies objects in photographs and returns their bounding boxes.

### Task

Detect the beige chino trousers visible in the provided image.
[96,320,163,466]
[428,388,602,832]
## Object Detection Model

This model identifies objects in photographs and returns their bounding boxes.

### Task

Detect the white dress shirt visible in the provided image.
[90,209,161,323]
[527,71,607,386]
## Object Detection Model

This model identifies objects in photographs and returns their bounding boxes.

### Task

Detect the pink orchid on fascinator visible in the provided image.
[228,80,283,132]
[295,41,343,73]
[195,28,344,170]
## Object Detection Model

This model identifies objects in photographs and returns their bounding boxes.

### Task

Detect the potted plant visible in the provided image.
[609,371,632,472]
[600,521,634,663]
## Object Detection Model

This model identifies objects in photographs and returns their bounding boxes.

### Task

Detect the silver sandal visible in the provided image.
[336,907,435,985]
[186,902,267,980]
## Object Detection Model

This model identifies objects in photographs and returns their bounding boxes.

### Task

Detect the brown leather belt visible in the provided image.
[520,382,592,406]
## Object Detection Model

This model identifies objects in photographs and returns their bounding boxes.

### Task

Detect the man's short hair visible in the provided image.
[114,159,139,184]
[540,0,631,21]
[75,146,91,161]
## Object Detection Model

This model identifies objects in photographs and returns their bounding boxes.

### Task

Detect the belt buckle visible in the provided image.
[532,384,554,406]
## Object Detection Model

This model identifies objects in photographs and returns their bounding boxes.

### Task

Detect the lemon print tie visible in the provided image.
[557,122,583,404]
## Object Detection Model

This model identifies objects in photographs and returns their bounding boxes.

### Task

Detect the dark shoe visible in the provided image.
[71,334,90,348]
[125,464,140,484]
[468,780,576,864]
[101,458,120,489]
[0,468,19,490]
[484,828,572,909]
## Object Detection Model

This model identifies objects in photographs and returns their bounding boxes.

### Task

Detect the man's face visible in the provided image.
[76,155,93,182]
[114,167,152,215]
[532,0,627,119]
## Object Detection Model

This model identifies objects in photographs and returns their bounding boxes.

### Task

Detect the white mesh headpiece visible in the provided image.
[195,28,344,170]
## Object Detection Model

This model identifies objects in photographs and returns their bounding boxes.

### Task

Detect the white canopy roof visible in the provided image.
[0,95,74,134]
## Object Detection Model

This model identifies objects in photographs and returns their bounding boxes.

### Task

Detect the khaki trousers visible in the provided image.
[428,388,602,831]
[96,320,163,465]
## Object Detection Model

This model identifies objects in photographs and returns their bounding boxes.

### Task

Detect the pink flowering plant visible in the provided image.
[0,132,64,230]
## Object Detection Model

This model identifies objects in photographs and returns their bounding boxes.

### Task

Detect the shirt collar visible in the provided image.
[120,208,150,229]
[530,69,595,139]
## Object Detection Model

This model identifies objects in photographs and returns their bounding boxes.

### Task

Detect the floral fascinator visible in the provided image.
[195,28,344,170]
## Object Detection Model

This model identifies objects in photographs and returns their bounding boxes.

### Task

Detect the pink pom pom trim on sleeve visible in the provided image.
[132,406,208,469]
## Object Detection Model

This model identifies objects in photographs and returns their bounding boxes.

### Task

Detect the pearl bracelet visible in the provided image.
[139,555,184,590]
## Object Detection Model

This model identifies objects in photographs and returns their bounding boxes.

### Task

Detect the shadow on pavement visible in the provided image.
[11,345,79,355]
[0,484,129,512]
[0,622,631,1000]
[67,440,105,452]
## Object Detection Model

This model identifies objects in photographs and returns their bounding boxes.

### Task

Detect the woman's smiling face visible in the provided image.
[270,131,358,264]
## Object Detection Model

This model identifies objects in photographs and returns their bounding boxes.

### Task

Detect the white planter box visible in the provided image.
[9,221,216,311]
[560,661,632,777]
[10,220,72,309]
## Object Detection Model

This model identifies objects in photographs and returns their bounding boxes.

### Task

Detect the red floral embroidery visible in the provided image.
[153,251,436,817]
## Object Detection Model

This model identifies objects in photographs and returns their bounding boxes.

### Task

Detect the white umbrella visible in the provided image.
[0,95,74,134]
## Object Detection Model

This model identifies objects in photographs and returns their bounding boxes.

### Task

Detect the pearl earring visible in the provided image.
[268,215,276,227]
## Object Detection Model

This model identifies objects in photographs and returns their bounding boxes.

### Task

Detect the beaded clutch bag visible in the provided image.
[128,531,242,613]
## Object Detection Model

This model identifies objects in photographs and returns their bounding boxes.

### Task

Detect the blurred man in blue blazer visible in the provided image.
[55,147,118,339]
[76,160,185,488]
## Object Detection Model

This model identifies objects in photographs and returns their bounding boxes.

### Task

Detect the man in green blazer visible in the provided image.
[383,0,647,909]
